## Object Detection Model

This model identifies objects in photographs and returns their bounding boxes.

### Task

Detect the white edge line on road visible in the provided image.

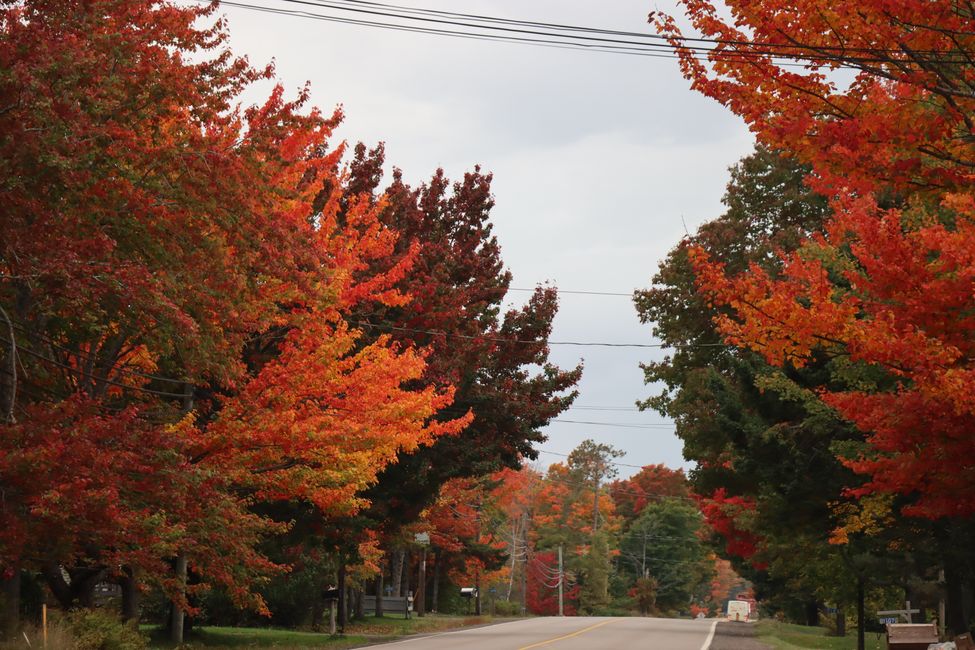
[360,617,533,648]
[700,619,719,650]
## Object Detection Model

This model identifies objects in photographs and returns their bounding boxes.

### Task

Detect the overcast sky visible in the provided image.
[207,0,754,476]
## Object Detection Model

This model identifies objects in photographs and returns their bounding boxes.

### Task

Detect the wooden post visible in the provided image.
[328,599,336,635]
[42,604,47,650]
[558,545,564,617]
[521,549,527,616]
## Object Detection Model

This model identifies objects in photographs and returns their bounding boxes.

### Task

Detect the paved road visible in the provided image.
[361,616,719,649]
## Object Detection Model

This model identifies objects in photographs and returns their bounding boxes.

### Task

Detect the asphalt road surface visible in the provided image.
[361,616,719,649]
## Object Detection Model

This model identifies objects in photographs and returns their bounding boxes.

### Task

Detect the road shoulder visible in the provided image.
[707,621,772,650]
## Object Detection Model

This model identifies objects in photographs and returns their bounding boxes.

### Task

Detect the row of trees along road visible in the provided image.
[400,442,730,620]
[0,0,581,640]
[640,0,975,646]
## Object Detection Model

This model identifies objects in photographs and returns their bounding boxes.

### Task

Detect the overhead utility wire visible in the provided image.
[208,0,694,59]
[323,0,956,56]
[536,449,658,469]
[351,320,726,349]
[507,288,633,297]
[271,0,951,62]
[202,0,915,67]
[552,419,674,430]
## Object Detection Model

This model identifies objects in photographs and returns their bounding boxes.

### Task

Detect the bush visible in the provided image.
[589,604,634,617]
[492,599,522,617]
[65,609,147,650]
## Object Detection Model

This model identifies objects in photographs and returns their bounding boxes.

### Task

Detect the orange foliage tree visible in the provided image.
[0,0,466,624]
[658,0,975,521]
[656,0,975,634]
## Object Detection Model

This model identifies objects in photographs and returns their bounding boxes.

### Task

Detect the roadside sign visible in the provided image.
[879,617,898,625]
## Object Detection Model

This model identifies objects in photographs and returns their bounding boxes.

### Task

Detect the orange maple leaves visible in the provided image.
[0,0,471,609]
[658,0,975,520]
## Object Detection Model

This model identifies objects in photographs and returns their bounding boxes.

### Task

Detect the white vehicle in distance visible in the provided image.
[726,599,752,622]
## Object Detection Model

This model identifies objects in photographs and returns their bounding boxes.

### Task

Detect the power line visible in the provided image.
[204,0,687,59]
[552,418,674,430]
[508,288,633,297]
[569,405,642,412]
[351,320,725,349]
[196,0,902,67]
[316,0,951,57]
[539,472,696,502]
[536,449,654,469]
[0,335,189,399]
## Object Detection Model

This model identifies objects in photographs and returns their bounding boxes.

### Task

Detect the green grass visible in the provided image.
[755,620,888,650]
[346,613,490,636]
[146,614,494,648]
[148,626,367,649]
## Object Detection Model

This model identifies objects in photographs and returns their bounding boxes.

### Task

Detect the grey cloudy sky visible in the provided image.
[209,0,754,475]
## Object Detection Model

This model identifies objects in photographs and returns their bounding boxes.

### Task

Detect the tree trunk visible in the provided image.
[416,547,426,617]
[403,551,412,601]
[120,568,140,623]
[804,599,819,626]
[1,567,20,640]
[354,588,364,620]
[41,564,105,610]
[431,554,440,614]
[907,586,926,623]
[857,578,865,650]
[311,594,324,631]
[337,563,346,634]
[375,572,384,618]
[170,553,188,645]
[946,569,967,636]
[836,608,846,637]
[390,549,404,598]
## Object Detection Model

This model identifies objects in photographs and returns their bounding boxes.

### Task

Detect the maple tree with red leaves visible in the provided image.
[653,0,975,636]
[314,144,581,533]
[526,550,579,616]
[658,0,975,521]
[610,464,690,525]
[0,0,468,634]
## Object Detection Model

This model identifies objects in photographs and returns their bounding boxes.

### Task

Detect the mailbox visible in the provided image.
[460,587,478,599]
[322,587,340,601]
[886,623,938,650]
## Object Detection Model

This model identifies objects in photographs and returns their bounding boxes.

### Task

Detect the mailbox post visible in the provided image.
[460,587,478,615]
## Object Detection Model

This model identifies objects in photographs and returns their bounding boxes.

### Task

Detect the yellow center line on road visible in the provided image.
[517,619,617,650]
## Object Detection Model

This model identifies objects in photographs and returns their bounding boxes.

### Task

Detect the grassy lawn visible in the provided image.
[147,614,494,648]
[755,620,889,650]
[347,613,491,636]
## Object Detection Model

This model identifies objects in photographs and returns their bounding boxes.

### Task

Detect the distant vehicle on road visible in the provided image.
[726,599,752,622]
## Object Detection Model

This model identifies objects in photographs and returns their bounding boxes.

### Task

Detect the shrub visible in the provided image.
[65,609,147,650]
[492,599,522,617]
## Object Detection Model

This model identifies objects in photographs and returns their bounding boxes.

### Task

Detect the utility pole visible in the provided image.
[558,544,564,617]
[521,513,528,616]
[592,461,600,535]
